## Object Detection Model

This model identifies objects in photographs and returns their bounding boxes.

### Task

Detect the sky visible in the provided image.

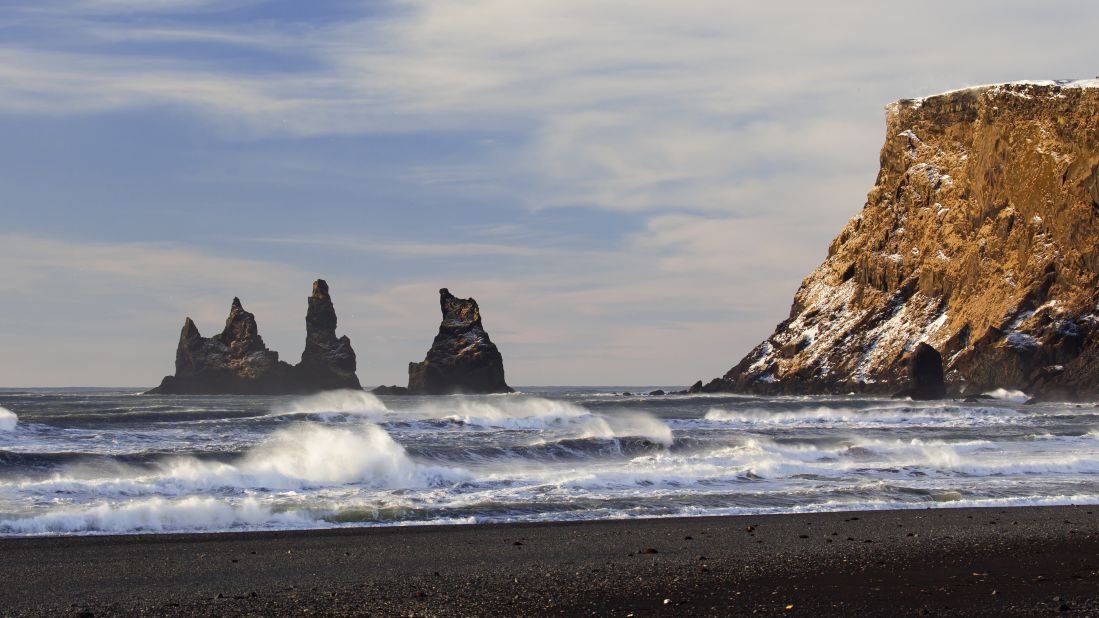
[2,1,1098,387]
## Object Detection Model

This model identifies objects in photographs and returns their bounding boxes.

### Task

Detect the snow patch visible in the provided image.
[894,79,1099,110]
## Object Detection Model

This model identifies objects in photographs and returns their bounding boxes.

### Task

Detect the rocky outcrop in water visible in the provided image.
[148,279,360,395]
[293,280,361,391]
[694,80,1099,400]
[404,288,512,395]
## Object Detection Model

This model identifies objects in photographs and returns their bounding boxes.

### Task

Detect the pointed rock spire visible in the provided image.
[148,281,361,395]
[150,297,286,394]
[405,288,511,394]
[218,297,268,355]
[294,279,360,391]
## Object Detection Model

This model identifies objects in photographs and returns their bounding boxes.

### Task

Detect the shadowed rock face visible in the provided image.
[294,280,361,391]
[148,280,360,395]
[693,81,1099,400]
[893,343,946,400]
[406,288,512,395]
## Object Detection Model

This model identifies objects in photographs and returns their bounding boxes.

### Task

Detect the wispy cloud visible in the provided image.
[2,2,1099,386]
[244,236,576,259]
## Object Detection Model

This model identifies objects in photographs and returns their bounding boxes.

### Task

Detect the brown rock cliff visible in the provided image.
[697,80,1099,400]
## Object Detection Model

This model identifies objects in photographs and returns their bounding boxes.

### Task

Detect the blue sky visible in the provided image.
[2,0,1098,387]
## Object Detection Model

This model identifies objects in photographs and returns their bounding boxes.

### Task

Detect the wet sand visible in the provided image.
[2,505,1098,616]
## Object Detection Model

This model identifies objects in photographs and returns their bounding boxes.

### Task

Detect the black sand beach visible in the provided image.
[2,505,1098,616]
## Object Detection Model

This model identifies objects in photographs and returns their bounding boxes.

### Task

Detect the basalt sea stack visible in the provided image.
[293,280,361,392]
[403,288,512,394]
[147,279,361,395]
[694,80,1099,400]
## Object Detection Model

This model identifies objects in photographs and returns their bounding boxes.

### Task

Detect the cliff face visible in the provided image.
[406,288,512,394]
[700,80,1099,400]
[148,279,360,395]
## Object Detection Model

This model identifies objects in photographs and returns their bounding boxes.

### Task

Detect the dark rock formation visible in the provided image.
[406,289,512,395]
[371,385,409,396]
[148,280,360,395]
[294,280,361,392]
[892,343,946,400]
[695,81,1099,400]
[148,298,291,395]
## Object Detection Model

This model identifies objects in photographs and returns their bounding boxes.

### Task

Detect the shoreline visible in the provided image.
[3,505,1098,616]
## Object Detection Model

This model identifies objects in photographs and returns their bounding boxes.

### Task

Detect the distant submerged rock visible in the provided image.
[693,80,1099,400]
[403,288,512,395]
[147,279,360,395]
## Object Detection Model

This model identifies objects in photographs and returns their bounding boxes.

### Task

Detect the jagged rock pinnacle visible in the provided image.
[148,280,361,395]
[404,288,511,395]
[297,279,360,391]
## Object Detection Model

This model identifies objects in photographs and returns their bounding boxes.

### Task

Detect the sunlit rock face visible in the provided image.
[148,280,360,395]
[697,81,1099,400]
[406,288,512,395]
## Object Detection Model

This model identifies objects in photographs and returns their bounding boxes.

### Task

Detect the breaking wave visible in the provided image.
[11,422,467,497]
[0,406,16,431]
[701,404,1032,429]
[269,390,389,420]
[408,397,673,446]
[983,388,1030,403]
[5,388,1099,537]
[0,496,317,535]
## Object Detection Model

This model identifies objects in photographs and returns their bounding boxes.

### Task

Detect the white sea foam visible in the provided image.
[270,390,389,419]
[6,389,1099,537]
[701,404,1026,429]
[12,422,467,496]
[0,496,318,535]
[983,388,1030,403]
[411,397,673,445]
[516,432,1099,492]
[0,406,16,431]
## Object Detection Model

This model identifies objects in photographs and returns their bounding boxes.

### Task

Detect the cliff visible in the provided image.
[696,80,1099,400]
[148,279,360,395]
[404,288,512,394]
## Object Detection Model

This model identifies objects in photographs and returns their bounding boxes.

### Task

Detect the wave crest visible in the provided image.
[270,390,389,419]
[0,496,316,535]
[428,398,673,446]
[0,406,17,432]
[13,421,467,496]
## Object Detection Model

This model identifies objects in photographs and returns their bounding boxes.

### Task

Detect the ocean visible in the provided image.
[0,387,1097,536]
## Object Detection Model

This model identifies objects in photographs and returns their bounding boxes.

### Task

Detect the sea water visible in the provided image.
[0,387,1097,536]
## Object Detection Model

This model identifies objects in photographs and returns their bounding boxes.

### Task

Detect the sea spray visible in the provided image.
[235,422,457,488]
[406,396,673,445]
[982,388,1030,403]
[270,389,389,419]
[11,421,469,497]
[4,388,1099,537]
[0,406,16,431]
[0,496,316,535]
[702,403,1029,429]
